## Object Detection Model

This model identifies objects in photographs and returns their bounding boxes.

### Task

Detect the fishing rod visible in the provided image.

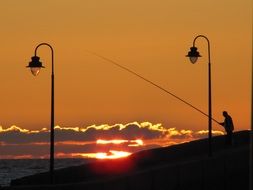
[86,51,220,124]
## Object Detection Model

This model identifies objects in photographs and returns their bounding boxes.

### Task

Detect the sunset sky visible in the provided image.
[0,1,252,158]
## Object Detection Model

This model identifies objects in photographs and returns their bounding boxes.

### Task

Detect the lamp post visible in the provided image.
[26,43,55,183]
[186,35,212,157]
[250,31,253,190]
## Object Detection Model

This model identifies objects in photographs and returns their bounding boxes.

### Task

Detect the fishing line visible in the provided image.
[86,51,220,124]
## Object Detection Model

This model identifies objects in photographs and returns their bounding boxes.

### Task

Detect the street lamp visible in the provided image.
[27,43,55,183]
[186,35,212,157]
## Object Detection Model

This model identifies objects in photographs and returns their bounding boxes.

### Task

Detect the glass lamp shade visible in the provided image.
[30,67,41,76]
[189,56,198,64]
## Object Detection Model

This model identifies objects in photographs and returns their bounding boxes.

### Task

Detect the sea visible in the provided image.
[0,159,91,187]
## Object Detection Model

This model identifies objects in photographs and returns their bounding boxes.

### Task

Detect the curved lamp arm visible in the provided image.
[34,43,54,74]
[193,35,211,64]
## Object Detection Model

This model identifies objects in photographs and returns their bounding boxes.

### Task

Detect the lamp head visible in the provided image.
[186,46,201,64]
[27,56,45,76]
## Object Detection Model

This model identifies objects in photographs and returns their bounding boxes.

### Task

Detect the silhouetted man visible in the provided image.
[219,111,234,145]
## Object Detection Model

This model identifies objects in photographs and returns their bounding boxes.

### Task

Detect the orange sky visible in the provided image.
[0,0,251,132]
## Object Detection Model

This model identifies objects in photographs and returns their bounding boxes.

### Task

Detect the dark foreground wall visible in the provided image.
[2,146,249,190]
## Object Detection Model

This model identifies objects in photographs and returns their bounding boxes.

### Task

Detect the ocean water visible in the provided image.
[0,159,91,186]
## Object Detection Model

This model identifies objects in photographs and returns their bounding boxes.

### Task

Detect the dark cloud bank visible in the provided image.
[0,122,224,158]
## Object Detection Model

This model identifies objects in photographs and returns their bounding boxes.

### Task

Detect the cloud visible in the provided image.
[194,130,224,139]
[0,122,165,144]
[0,122,224,159]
